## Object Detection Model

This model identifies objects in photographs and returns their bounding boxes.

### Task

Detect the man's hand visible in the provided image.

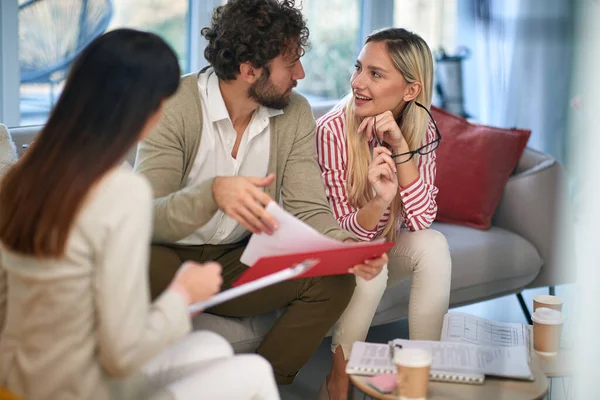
[212,173,279,234]
[344,238,388,280]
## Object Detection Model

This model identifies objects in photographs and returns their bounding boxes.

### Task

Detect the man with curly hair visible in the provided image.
[134,0,387,387]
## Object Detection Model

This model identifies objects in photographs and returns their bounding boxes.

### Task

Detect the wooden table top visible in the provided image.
[350,354,549,400]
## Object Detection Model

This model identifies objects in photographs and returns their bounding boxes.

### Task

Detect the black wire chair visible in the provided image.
[19,0,113,105]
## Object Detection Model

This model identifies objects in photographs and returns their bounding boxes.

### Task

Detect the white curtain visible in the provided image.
[459,0,574,162]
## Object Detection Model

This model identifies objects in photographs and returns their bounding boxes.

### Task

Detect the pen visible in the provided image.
[388,340,402,361]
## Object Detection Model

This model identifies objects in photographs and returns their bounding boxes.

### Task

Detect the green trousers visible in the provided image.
[149,241,356,385]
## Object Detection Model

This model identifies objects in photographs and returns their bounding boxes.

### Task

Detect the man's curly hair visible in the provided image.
[201,0,309,80]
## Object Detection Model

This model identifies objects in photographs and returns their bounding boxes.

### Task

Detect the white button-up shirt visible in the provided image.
[177,68,282,245]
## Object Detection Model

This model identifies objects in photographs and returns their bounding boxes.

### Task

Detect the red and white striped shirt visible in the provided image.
[316,107,439,241]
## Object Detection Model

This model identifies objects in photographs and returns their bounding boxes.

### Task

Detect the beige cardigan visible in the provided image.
[0,168,190,400]
[135,70,355,244]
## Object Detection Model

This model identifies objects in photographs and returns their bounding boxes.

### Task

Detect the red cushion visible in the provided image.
[431,106,530,230]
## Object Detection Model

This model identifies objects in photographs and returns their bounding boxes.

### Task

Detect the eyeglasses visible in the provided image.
[373,101,442,164]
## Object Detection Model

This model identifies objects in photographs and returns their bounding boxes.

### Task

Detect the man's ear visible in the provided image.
[403,82,422,102]
[239,62,262,84]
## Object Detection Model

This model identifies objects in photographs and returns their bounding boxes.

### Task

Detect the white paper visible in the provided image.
[441,312,530,348]
[240,201,385,266]
[345,341,395,375]
[392,339,533,380]
[188,259,318,313]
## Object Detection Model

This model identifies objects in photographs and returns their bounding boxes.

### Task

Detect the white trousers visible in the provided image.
[142,331,280,400]
[331,229,452,357]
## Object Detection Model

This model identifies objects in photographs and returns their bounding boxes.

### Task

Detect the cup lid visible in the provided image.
[533,295,563,305]
[394,348,432,368]
[532,307,564,325]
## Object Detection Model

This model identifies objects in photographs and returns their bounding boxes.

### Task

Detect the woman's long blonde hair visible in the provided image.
[345,28,434,241]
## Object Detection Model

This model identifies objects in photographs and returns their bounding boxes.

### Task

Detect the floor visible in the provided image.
[278,285,573,400]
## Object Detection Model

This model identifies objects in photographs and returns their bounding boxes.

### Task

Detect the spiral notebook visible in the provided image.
[346,342,485,385]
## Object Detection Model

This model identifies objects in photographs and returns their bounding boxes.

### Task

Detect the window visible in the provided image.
[295,0,360,103]
[108,1,189,69]
[297,0,459,104]
[5,0,460,126]
[394,0,458,53]
[18,0,189,125]
[394,0,458,108]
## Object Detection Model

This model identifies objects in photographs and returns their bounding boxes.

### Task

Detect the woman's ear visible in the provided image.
[403,81,422,102]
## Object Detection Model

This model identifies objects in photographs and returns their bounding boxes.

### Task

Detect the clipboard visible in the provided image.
[188,259,319,313]
[232,241,394,287]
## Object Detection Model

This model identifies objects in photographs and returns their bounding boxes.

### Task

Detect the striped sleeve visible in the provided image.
[398,120,439,231]
[316,112,381,241]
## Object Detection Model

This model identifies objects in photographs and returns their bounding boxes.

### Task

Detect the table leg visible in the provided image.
[562,376,572,400]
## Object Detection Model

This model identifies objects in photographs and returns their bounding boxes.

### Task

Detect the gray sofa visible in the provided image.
[6,104,573,353]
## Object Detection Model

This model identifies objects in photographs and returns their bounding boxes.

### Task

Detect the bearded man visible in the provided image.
[134,0,386,386]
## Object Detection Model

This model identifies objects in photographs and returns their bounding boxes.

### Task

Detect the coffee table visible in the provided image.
[534,352,573,400]
[350,354,549,400]
[528,326,573,399]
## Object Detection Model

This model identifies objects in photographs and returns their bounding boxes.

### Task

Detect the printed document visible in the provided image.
[392,339,533,380]
[441,312,530,348]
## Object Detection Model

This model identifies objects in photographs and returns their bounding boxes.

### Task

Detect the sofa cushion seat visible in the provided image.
[438,222,543,297]
[372,222,543,326]
[193,222,543,353]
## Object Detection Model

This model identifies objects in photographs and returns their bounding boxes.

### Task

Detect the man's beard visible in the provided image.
[249,69,294,110]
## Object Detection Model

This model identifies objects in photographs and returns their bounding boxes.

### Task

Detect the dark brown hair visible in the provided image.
[0,29,180,257]
[201,0,310,80]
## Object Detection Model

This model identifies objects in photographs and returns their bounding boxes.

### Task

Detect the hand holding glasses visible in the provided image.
[373,101,442,165]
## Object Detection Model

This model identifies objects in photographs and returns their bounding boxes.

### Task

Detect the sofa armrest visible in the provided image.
[8,125,137,165]
[7,125,43,157]
[492,148,575,288]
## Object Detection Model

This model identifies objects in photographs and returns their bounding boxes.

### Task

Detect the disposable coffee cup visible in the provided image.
[533,295,563,312]
[532,307,564,356]
[394,348,431,400]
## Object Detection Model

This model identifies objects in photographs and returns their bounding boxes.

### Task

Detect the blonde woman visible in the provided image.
[316,28,452,399]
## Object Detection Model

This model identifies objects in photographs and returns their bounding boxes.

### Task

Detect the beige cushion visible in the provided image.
[0,125,18,176]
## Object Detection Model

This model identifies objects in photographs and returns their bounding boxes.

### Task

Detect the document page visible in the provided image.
[392,339,533,380]
[441,312,529,348]
[346,342,395,375]
[240,201,385,266]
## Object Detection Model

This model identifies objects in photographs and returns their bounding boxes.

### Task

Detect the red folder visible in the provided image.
[232,241,395,287]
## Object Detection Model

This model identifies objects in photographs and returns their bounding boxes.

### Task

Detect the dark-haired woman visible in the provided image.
[0,29,279,400]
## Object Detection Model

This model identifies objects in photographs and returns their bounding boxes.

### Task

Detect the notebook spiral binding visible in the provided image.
[430,370,485,385]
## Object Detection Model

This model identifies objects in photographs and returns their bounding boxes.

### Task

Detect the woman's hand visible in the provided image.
[368,146,398,206]
[171,261,223,305]
[349,252,389,281]
[358,110,409,153]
